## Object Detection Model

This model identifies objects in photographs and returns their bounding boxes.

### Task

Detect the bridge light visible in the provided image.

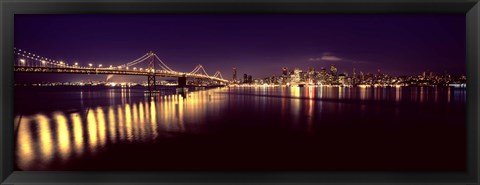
[20,59,25,63]
[99,64,102,68]
[126,67,129,70]
[41,60,46,65]
[133,67,137,70]
[89,63,93,67]
[109,65,113,68]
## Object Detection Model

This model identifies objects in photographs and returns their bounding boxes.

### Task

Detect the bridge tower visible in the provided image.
[147,51,156,92]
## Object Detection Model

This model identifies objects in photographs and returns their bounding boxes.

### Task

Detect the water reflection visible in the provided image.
[15,88,229,169]
[36,114,54,164]
[15,86,466,170]
[70,113,84,156]
[16,116,33,170]
[87,110,98,153]
[53,112,70,161]
[125,104,133,142]
[96,107,107,147]
[108,107,116,143]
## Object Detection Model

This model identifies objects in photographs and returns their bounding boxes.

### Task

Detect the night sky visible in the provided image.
[15,14,465,83]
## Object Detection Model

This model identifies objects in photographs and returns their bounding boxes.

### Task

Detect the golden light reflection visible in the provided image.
[281,87,287,119]
[96,107,107,147]
[138,102,146,141]
[14,86,467,171]
[395,87,401,102]
[125,104,133,142]
[186,92,199,123]
[16,116,34,170]
[108,107,117,143]
[109,89,115,104]
[167,96,177,131]
[291,87,300,98]
[132,103,139,141]
[121,88,126,104]
[307,87,314,99]
[150,99,158,138]
[289,87,301,125]
[70,113,84,155]
[117,106,125,140]
[87,110,98,152]
[36,114,54,163]
[307,92,314,133]
[144,100,151,137]
[15,88,234,170]
[177,95,186,132]
[317,87,323,99]
[360,87,367,100]
[338,87,344,99]
[53,112,71,161]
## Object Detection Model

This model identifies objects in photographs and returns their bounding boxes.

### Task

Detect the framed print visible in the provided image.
[1,0,479,184]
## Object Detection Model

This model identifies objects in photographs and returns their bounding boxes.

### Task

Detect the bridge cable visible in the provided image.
[123,54,150,67]
[198,65,209,76]
[153,54,174,72]
[189,65,202,74]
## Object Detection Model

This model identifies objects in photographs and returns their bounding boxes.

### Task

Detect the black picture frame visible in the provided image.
[1,0,479,184]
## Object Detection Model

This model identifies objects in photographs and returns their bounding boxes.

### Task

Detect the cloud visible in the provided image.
[309,52,369,65]
[320,55,342,61]
[309,52,343,62]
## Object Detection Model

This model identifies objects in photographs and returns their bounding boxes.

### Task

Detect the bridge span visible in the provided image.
[14,48,229,92]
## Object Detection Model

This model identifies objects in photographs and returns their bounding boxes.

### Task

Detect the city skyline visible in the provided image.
[15,14,465,83]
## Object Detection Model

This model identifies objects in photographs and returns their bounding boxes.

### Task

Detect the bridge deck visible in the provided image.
[14,66,228,83]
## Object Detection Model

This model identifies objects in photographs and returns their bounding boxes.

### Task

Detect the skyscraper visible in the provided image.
[282,67,288,76]
[244,74,248,83]
[330,64,337,78]
[353,68,357,85]
[233,67,237,82]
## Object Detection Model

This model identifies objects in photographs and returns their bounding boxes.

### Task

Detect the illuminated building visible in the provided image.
[330,64,337,79]
[282,67,288,76]
[233,67,237,82]
[338,73,346,85]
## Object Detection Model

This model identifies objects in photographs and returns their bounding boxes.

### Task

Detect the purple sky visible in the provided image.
[15,14,465,83]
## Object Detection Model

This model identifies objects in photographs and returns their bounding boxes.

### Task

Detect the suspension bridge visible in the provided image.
[13,48,228,92]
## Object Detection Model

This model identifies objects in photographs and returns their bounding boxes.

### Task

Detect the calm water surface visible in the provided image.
[14,86,466,171]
